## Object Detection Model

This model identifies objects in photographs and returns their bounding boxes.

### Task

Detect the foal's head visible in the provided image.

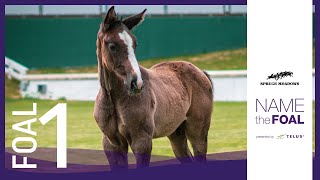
[97,6,146,95]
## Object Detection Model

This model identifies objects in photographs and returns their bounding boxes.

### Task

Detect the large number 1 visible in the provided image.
[39,103,67,168]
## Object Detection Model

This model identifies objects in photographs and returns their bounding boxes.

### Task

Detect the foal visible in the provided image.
[94,6,213,170]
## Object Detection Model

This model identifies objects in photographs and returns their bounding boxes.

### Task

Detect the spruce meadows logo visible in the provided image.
[260,71,299,86]
[267,71,293,81]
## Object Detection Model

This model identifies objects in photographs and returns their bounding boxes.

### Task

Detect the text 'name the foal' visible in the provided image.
[255,98,304,125]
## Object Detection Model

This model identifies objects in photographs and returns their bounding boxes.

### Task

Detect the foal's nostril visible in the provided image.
[130,74,138,91]
[128,74,143,94]
[131,79,138,90]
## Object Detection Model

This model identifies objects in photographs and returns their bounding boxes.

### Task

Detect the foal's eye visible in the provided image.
[108,43,117,53]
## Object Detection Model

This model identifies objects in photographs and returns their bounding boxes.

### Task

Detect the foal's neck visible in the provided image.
[100,68,129,97]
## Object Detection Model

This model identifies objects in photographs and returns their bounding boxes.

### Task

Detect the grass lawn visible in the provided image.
[28,48,247,74]
[5,99,247,156]
[5,76,21,99]
[24,47,316,74]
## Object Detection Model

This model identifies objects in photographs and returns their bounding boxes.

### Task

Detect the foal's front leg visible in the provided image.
[103,136,129,170]
[129,133,152,168]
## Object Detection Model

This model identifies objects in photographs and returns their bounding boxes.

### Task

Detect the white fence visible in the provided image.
[5,5,247,15]
[206,70,247,101]
[20,73,99,100]
[5,57,29,80]
[5,5,317,16]
[22,72,246,101]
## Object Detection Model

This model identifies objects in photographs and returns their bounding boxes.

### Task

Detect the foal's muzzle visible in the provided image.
[127,73,144,95]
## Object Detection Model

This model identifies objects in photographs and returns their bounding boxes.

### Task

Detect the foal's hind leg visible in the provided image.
[185,115,211,164]
[168,122,193,163]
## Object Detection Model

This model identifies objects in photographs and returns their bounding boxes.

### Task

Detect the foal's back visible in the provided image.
[150,61,213,99]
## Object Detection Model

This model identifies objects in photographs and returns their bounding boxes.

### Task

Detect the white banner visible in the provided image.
[247,0,313,180]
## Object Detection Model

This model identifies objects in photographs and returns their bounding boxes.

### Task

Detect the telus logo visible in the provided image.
[277,134,304,139]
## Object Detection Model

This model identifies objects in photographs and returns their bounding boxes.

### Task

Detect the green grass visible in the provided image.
[5,76,21,99]
[5,99,247,156]
[28,48,247,74]
[27,47,316,74]
[15,46,318,74]
[139,48,247,70]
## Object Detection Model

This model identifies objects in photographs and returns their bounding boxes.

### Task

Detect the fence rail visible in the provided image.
[5,5,247,16]
[206,70,247,77]
[5,57,29,80]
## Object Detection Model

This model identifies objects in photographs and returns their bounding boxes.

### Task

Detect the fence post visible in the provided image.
[223,5,226,14]
[164,5,168,14]
[99,5,103,14]
[39,5,43,15]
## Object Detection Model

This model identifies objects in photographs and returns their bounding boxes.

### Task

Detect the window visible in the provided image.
[38,84,47,94]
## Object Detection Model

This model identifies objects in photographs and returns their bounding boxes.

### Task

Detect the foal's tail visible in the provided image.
[203,71,213,87]
[202,71,214,98]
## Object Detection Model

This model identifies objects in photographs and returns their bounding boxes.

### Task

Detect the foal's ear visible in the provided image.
[122,9,147,30]
[102,6,117,32]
